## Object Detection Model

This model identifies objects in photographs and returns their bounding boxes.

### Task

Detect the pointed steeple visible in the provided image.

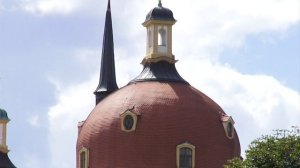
[94,0,118,105]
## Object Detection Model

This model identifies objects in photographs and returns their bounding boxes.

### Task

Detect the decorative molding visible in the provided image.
[143,20,176,27]
[120,110,138,132]
[142,55,176,65]
[79,147,89,168]
[221,116,235,139]
[0,145,9,153]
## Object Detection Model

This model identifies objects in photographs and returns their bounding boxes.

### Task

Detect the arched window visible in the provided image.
[80,152,86,168]
[79,147,89,168]
[177,143,195,168]
[227,122,234,138]
[180,147,193,168]
[158,27,166,46]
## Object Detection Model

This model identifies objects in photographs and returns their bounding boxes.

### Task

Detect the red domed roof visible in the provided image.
[77,82,240,168]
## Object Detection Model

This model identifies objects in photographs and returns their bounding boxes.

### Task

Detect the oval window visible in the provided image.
[124,115,134,130]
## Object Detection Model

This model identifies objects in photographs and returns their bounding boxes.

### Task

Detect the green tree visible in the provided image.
[224,126,300,168]
[224,157,246,168]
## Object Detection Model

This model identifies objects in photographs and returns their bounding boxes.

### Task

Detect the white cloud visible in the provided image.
[168,0,300,58]
[179,59,300,155]
[47,75,95,168]
[28,114,40,127]
[106,0,300,62]
[21,0,79,15]
[45,46,138,167]
[20,0,110,16]
[18,0,300,33]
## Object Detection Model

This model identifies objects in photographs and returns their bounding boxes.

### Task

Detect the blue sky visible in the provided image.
[221,24,300,92]
[0,0,299,167]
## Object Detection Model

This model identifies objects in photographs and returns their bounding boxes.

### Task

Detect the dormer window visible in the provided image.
[80,152,86,168]
[120,110,139,132]
[79,147,89,168]
[176,142,195,168]
[221,115,235,139]
[227,122,234,138]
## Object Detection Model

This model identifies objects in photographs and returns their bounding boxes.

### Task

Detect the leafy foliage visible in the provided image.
[224,126,300,168]
[224,157,246,168]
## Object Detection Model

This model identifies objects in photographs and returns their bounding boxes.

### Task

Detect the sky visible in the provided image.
[0,0,299,167]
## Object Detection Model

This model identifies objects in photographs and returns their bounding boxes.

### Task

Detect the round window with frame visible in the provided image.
[120,111,138,132]
[123,115,134,130]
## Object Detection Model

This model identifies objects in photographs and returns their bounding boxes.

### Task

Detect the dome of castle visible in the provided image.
[76,1,241,167]
[77,81,240,167]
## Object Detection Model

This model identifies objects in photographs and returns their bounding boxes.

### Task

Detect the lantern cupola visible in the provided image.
[142,0,176,64]
[0,108,16,168]
[0,108,9,153]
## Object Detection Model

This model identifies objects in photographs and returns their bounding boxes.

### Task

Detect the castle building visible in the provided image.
[76,1,241,167]
[0,108,16,168]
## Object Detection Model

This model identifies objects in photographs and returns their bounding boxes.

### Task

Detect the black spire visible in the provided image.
[94,0,118,105]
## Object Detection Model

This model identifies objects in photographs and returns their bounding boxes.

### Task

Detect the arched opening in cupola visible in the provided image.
[158,27,166,46]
